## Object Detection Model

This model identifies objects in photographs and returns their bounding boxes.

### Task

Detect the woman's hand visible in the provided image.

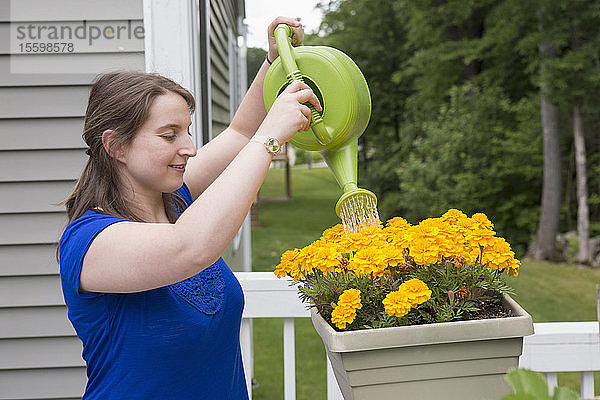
[267,16,304,63]
[258,80,322,143]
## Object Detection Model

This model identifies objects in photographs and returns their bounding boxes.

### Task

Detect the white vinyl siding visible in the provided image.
[0,0,246,397]
[0,0,144,398]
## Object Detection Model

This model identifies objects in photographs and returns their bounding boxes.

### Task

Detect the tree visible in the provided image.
[246,47,267,88]
[573,103,589,262]
[312,0,600,259]
[531,40,561,260]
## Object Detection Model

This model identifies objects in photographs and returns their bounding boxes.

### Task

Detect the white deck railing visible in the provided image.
[236,272,600,400]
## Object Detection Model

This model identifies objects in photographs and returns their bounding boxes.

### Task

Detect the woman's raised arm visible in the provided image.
[184,17,304,200]
[79,80,320,293]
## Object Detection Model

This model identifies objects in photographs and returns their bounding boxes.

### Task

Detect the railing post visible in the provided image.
[580,371,594,399]
[283,318,296,400]
[240,318,253,400]
[327,356,344,400]
[545,372,558,394]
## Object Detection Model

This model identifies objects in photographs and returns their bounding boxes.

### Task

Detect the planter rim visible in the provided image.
[311,294,534,353]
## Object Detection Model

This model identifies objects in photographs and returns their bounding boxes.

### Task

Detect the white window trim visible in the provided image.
[142,0,203,147]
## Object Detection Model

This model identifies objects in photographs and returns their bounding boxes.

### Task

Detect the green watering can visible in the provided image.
[263,24,379,233]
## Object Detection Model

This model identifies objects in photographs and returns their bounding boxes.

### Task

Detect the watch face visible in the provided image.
[266,137,281,154]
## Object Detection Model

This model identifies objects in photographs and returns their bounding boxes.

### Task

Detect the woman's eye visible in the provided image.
[162,135,177,141]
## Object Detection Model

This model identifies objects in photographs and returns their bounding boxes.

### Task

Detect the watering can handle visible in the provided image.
[273,24,333,146]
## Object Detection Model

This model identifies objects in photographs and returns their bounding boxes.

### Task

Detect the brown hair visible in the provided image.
[61,71,196,225]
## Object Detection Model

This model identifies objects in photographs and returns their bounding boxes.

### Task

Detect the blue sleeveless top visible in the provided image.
[59,184,248,399]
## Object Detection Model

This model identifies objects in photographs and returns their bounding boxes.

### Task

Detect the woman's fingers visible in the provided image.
[268,16,301,33]
[267,17,303,61]
[290,25,304,47]
[285,81,322,112]
[299,104,312,131]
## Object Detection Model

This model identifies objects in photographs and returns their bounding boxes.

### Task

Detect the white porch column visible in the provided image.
[142,0,203,146]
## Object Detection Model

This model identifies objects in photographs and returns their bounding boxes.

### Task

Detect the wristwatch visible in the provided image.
[251,135,281,156]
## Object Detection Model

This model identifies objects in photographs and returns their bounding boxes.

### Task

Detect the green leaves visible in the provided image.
[502,369,579,400]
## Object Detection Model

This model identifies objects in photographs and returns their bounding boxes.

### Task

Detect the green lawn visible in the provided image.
[251,165,600,399]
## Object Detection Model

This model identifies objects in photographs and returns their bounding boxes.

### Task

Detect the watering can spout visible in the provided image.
[320,138,359,193]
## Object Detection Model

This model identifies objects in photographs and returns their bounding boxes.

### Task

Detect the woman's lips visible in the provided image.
[169,164,186,172]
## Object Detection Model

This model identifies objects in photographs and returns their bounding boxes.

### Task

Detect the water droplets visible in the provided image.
[339,193,381,235]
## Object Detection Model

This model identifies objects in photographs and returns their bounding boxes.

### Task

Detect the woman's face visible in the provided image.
[119,92,197,196]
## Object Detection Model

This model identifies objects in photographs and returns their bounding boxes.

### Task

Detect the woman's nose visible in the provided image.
[180,135,197,157]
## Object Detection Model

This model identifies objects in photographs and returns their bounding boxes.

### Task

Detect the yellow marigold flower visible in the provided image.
[331,303,357,329]
[274,249,302,279]
[383,217,411,249]
[382,290,412,318]
[462,213,495,247]
[347,247,389,276]
[399,278,432,307]
[507,258,520,277]
[307,245,342,274]
[338,288,362,310]
[482,236,519,274]
[381,246,405,268]
[330,288,362,329]
[340,226,386,253]
[440,209,468,224]
[321,224,345,245]
[408,236,441,265]
[471,213,494,229]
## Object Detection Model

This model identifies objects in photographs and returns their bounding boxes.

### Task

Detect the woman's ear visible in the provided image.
[101,129,126,161]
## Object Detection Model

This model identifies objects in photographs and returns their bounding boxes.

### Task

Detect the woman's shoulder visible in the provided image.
[64,210,126,234]
[59,210,129,300]
[59,211,127,262]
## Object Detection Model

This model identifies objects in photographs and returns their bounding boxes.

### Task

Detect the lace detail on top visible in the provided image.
[169,262,225,315]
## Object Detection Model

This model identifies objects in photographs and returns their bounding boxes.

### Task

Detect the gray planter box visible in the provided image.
[311,295,534,400]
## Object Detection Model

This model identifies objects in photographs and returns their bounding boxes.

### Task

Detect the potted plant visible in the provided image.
[274,209,534,400]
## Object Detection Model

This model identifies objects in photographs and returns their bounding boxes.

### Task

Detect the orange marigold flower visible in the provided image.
[482,236,519,274]
[308,245,342,274]
[274,249,302,279]
[340,225,385,253]
[321,224,346,245]
[382,290,412,318]
[331,303,357,329]
[347,247,389,276]
[330,288,362,329]
[383,217,411,249]
[456,285,471,299]
[471,213,494,229]
[399,278,432,307]
[338,288,362,310]
[440,209,468,225]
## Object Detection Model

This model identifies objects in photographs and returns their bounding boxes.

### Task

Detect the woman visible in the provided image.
[58,17,320,399]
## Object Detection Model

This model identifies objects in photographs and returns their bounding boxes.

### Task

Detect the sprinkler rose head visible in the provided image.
[336,188,380,235]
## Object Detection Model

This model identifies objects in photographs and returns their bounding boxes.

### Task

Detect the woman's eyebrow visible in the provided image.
[156,123,181,131]
[156,122,192,131]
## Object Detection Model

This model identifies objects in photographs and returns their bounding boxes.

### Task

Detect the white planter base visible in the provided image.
[312,295,534,400]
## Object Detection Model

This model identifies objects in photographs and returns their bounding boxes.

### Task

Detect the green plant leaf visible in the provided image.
[504,368,551,400]
[501,394,537,400]
[552,386,580,400]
